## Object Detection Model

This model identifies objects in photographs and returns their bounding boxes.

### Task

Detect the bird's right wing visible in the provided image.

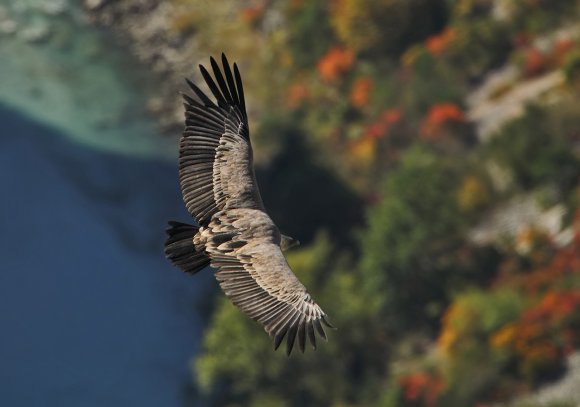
[203,209,332,355]
[180,54,264,226]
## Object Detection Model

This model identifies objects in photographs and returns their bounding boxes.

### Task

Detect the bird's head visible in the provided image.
[280,234,300,251]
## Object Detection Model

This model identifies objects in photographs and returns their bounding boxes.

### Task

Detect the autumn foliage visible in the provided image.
[350,77,373,108]
[364,108,403,139]
[419,103,466,139]
[425,27,457,56]
[522,37,577,78]
[399,372,445,407]
[317,47,355,82]
[492,290,580,381]
[190,1,580,406]
[286,82,310,108]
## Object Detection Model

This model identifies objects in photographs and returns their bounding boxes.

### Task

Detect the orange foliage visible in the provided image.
[425,27,457,56]
[400,372,445,407]
[523,38,576,78]
[490,323,518,350]
[350,77,373,108]
[240,4,265,24]
[348,137,375,163]
[524,48,549,77]
[522,291,580,326]
[552,38,576,64]
[317,47,355,82]
[501,230,580,294]
[437,299,478,358]
[286,83,310,108]
[490,289,580,379]
[364,108,404,140]
[419,103,466,139]
[513,32,534,49]
[515,290,580,365]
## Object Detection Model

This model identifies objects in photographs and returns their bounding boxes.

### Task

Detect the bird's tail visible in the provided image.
[164,221,210,274]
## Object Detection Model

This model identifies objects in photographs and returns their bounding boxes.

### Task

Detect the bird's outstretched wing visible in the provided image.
[203,208,333,355]
[180,54,264,226]
[179,55,332,354]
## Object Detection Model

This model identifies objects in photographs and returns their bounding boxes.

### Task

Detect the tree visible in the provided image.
[487,105,580,194]
[194,233,393,406]
[329,0,448,57]
[360,146,482,333]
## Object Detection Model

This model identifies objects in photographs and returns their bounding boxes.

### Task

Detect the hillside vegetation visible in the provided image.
[147,0,580,405]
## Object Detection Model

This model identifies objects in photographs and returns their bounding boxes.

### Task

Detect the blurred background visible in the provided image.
[2,0,580,406]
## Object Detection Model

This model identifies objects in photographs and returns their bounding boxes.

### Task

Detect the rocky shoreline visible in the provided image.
[0,0,175,157]
[83,0,198,136]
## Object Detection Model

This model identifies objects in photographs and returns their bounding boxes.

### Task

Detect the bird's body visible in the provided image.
[164,54,331,355]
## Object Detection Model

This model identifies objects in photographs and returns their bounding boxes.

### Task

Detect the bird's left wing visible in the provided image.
[179,54,264,226]
[203,209,332,355]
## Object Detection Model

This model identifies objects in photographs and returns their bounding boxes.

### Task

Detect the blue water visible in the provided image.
[0,104,213,406]
[0,2,213,404]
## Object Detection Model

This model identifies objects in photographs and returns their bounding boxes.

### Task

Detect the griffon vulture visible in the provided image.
[164,54,332,355]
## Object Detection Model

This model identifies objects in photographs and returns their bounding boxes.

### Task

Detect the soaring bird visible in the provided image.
[164,54,332,355]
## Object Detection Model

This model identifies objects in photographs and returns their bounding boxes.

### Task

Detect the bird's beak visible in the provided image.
[281,234,300,251]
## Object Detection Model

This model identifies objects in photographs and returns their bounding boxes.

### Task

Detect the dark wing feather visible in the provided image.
[180,54,262,226]
[204,209,330,355]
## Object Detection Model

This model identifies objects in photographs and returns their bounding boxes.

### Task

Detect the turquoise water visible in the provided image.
[0,2,208,406]
[0,0,175,158]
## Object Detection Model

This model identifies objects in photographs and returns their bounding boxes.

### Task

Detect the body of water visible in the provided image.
[0,1,210,405]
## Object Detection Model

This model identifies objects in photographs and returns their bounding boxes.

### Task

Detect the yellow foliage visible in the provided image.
[489,323,517,350]
[438,301,479,358]
[456,175,490,213]
[348,137,376,163]
[330,0,382,52]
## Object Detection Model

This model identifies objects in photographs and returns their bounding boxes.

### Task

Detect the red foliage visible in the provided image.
[419,103,465,139]
[513,32,534,49]
[500,228,580,295]
[364,108,403,139]
[286,83,309,108]
[524,48,549,77]
[522,38,576,78]
[491,202,580,376]
[425,27,457,56]
[511,290,580,368]
[400,372,445,407]
[553,38,575,64]
[350,77,373,108]
[240,4,265,24]
[317,47,355,82]
[522,291,580,326]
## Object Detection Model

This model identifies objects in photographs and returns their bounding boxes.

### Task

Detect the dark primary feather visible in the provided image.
[179,54,257,226]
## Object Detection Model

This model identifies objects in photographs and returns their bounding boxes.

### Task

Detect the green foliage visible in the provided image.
[449,0,494,19]
[487,104,580,193]
[563,50,580,86]
[254,116,363,247]
[195,233,392,406]
[286,2,335,69]
[507,0,579,34]
[512,401,577,407]
[401,56,466,115]
[437,289,525,405]
[330,0,448,56]
[360,147,471,331]
[172,2,580,405]
[445,19,512,81]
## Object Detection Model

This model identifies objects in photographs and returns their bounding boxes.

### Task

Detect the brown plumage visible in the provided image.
[164,54,332,355]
